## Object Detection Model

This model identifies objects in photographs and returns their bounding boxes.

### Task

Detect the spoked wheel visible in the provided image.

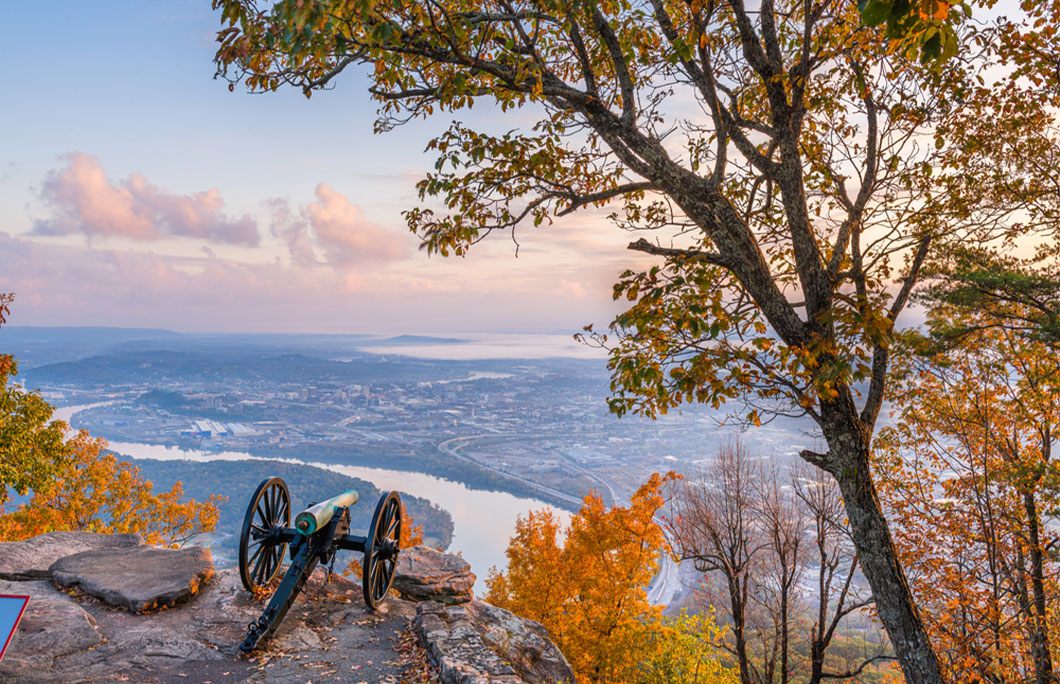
[239,477,291,592]
[362,491,402,609]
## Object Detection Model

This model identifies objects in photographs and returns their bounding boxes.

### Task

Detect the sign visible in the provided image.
[0,595,29,663]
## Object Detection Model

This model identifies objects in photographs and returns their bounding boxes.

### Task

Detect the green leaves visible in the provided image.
[858,0,969,65]
[858,0,893,27]
[0,351,68,504]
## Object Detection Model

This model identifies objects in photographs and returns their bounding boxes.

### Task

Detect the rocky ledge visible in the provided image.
[0,531,574,684]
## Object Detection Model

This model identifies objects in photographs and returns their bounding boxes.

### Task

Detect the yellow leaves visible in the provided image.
[486,473,692,684]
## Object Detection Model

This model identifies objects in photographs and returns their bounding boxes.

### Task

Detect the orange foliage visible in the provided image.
[878,319,1060,682]
[0,431,223,547]
[486,473,678,684]
[918,0,951,21]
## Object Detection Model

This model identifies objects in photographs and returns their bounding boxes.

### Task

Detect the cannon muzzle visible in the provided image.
[294,489,359,535]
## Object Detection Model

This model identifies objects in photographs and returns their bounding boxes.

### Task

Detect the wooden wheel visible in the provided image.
[362,491,401,609]
[239,477,291,592]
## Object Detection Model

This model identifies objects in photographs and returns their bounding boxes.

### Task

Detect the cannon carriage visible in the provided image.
[236,476,402,652]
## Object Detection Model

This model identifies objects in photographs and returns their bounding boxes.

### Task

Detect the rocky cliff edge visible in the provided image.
[0,531,574,684]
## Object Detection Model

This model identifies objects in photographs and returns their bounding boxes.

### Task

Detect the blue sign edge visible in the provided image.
[0,595,30,664]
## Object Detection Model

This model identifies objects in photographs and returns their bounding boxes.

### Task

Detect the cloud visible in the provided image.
[0,232,621,333]
[268,183,411,271]
[266,197,318,267]
[34,153,260,246]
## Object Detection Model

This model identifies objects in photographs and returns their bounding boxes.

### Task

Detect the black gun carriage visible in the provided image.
[236,476,402,652]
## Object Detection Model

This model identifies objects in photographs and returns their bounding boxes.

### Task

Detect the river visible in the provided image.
[53,404,571,592]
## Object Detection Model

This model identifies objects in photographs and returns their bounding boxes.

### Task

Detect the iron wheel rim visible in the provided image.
[239,476,291,592]
[363,491,401,609]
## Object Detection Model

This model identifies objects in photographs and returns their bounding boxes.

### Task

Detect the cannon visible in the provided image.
[236,477,402,652]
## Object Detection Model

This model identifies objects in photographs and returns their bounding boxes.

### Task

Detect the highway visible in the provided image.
[436,433,683,605]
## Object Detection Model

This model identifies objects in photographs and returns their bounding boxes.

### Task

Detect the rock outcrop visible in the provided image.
[393,545,477,604]
[466,601,574,684]
[0,534,574,684]
[415,601,574,684]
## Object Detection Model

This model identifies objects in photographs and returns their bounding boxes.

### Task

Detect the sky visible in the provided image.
[0,2,649,334]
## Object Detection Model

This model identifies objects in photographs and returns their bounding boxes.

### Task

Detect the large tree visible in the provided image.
[213,1,1060,679]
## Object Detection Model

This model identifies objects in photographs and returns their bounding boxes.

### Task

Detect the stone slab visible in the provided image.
[0,530,141,580]
[50,545,214,612]
[394,545,476,604]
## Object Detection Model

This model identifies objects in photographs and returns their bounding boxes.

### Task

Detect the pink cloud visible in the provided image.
[0,232,624,334]
[34,153,259,246]
[268,183,410,270]
[266,197,319,267]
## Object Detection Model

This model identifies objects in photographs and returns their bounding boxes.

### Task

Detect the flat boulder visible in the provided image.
[0,531,141,580]
[49,545,214,613]
[393,546,475,604]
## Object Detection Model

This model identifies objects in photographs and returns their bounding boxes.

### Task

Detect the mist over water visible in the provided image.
[356,332,607,360]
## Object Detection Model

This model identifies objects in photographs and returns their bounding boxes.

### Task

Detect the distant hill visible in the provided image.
[1,326,179,341]
[21,349,471,387]
[0,326,182,368]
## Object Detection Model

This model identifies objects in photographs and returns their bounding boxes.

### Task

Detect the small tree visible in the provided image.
[485,472,727,684]
[0,293,67,505]
[670,443,883,683]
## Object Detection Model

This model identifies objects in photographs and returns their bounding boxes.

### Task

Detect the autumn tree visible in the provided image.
[213,2,1060,678]
[0,295,222,547]
[0,431,223,546]
[485,472,731,684]
[878,292,1060,683]
[640,611,738,684]
[0,293,67,504]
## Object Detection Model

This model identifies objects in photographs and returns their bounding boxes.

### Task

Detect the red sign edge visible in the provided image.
[0,595,30,664]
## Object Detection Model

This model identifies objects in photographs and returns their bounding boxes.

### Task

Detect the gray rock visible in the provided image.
[394,545,476,604]
[415,601,522,684]
[0,531,576,684]
[467,600,575,684]
[49,545,214,612]
[0,531,141,580]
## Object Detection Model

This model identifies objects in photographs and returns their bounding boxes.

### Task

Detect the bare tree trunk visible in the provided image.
[727,574,753,684]
[1022,488,1054,684]
[820,425,944,684]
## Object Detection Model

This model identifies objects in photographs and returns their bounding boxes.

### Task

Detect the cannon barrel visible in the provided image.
[294,489,359,535]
